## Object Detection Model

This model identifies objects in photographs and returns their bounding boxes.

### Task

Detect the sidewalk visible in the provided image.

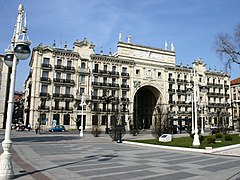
[0,129,239,179]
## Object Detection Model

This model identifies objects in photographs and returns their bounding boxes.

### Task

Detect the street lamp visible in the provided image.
[200,85,208,134]
[0,4,31,179]
[103,90,114,134]
[80,94,86,137]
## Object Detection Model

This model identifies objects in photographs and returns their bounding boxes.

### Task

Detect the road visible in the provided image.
[0,130,239,180]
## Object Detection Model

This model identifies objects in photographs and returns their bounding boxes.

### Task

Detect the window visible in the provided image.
[42,71,49,78]
[56,72,61,79]
[66,73,71,80]
[94,63,99,71]
[92,115,98,125]
[158,72,161,77]
[40,114,46,125]
[122,67,127,73]
[81,62,86,69]
[65,101,70,109]
[93,89,98,96]
[111,90,116,97]
[103,89,107,96]
[112,66,116,72]
[40,100,46,107]
[122,91,127,98]
[102,115,107,125]
[57,59,62,65]
[104,64,107,71]
[55,86,60,94]
[112,78,116,84]
[79,75,85,83]
[65,87,70,95]
[136,69,140,75]
[103,77,107,84]
[41,85,48,93]
[63,114,70,125]
[55,100,59,109]
[94,76,98,82]
[43,57,50,64]
[67,60,72,67]
[178,74,181,80]
[80,88,84,95]
[122,79,127,85]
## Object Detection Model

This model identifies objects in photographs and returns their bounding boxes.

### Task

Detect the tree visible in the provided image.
[215,23,240,70]
[151,105,171,139]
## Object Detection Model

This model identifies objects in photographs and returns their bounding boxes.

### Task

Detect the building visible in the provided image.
[231,77,240,129]
[0,54,11,129]
[24,34,232,131]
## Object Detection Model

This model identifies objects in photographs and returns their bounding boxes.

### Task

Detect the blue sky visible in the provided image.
[0,0,239,91]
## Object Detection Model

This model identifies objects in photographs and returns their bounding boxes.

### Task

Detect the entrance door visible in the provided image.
[134,86,160,129]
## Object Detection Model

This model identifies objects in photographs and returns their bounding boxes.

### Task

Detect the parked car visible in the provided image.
[48,125,66,132]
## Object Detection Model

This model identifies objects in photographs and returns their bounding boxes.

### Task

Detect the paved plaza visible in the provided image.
[0,130,240,180]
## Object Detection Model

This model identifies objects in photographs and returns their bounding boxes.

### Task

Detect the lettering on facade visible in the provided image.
[132,50,164,61]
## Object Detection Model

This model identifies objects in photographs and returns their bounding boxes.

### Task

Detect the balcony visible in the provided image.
[65,66,75,73]
[110,71,119,77]
[168,78,175,83]
[92,69,99,74]
[177,79,185,83]
[110,83,120,89]
[78,67,89,74]
[64,79,75,86]
[121,84,130,89]
[39,92,50,98]
[168,89,175,93]
[52,93,62,99]
[53,78,64,84]
[40,77,51,84]
[55,65,65,71]
[62,94,74,100]
[91,96,101,100]
[38,106,50,112]
[64,107,73,112]
[121,72,130,78]
[100,70,110,76]
[121,97,129,102]
[176,89,186,94]
[41,63,52,70]
[52,106,64,111]
[92,82,101,87]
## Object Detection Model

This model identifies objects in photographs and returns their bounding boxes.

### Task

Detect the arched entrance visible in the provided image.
[133,85,161,129]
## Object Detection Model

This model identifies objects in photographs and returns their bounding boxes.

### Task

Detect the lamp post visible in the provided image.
[103,90,114,134]
[0,4,31,179]
[192,68,200,147]
[80,94,86,137]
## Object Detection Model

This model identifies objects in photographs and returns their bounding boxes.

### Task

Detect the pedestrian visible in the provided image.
[35,123,39,134]
[27,123,31,132]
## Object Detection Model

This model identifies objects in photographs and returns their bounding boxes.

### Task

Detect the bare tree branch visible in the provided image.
[215,23,240,70]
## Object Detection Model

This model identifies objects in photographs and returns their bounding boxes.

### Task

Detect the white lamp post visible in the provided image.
[80,94,86,137]
[0,4,31,179]
[192,68,200,147]
[200,102,204,134]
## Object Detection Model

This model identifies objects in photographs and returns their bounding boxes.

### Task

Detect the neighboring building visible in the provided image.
[231,77,240,129]
[0,54,11,129]
[24,34,232,131]
[12,91,24,124]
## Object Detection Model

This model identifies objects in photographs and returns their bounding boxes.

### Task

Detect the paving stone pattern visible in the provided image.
[14,140,240,180]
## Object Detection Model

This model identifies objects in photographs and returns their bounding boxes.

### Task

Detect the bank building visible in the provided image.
[20,33,232,132]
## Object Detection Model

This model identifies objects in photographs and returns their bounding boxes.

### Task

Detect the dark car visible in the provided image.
[48,125,66,132]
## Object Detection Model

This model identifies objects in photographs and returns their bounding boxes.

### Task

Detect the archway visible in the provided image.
[133,85,162,129]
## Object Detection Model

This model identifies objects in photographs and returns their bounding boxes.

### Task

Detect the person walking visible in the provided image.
[35,123,39,134]
[27,123,31,132]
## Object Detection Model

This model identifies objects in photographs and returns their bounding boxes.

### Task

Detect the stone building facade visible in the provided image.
[24,36,232,131]
[231,77,240,129]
